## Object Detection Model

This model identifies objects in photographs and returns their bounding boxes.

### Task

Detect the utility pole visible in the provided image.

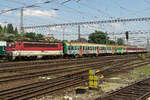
[78,25,80,42]
[20,8,24,34]
[62,27,65,41]
[147,32,149,50]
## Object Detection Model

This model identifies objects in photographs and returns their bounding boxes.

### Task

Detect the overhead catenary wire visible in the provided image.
[6,0,27,6]
[0,0,59,15]
[54,0,101,20]
[24,17,150,29]
[73,0,116,19]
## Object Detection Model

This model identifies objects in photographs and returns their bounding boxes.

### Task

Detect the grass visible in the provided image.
[135,65,150,74]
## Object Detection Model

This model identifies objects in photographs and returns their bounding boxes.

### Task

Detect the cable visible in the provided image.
[0,0,57,15]
[54,0,101,20]
[74,0,116,19]
[111,0,133,12]
[6,0,27,6]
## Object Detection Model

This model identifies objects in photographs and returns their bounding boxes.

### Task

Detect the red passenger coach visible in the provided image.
[6,42,63,60]
[126,46,147,53]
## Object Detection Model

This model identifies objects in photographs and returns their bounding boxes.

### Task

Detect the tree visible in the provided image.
[4,36,15,41]
[3,26,7,33]
[24,32,36,40]
[7,24,14,33]
[14,27,18,34]
[36,34,44,40]
[88,30,109,44]
[108,40,116,45]
[0,25,2,33]
[117,38,124,45]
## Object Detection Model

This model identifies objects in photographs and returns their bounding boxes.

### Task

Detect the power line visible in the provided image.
[74,0,116,19]
[24,17,150,29]
[54,0,101,20]
[0,0,57,15]
[6,0,27,6]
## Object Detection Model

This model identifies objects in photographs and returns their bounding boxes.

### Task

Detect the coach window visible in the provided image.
[73,46,75,50]
[75,46,77,50]
[78,46,80,50]
[70,46,72,50]
[68,46,70,50]
[86,46,88,50]
[90,47,92,50]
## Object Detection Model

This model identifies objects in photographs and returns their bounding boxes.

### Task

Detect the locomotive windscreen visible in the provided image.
[24,43,58,48]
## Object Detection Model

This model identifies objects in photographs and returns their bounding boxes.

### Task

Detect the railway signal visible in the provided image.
[89,69,104,89]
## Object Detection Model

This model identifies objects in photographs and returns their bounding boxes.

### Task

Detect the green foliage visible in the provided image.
[15,33,21,38]
[63,40,68,42]
[117,38,124,45]
[3,26,7,33]
[88,30,109,44]
[14,27,18,34]
[4,36,15,41]
[0,25,2,32]
[7,24,14,33]
[141,54,146,60]
[24,32,44,40]
[24,32,36,39]
[36,34,44,40]
[0,24,18,34]
[108,40,116,45]
[0,37,3,41]
[88,30,117,45]
[0,24,45,41]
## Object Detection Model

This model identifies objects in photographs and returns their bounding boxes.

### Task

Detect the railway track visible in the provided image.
[0,57,147,100]
[0,55,132,73]
[0,71,87,100]
[94,77,150,100]
[0,58,127,83]
[99,59,150,76]
[0,54,137,68]
[0,54,149,100]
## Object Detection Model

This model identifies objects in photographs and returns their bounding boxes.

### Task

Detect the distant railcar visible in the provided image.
[6,42,63,60]
[0,41,6,57]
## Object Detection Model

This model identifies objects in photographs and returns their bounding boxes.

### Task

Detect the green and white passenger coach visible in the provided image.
[63,42,127,57]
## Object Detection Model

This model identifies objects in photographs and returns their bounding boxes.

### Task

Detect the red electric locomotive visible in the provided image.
[6,42,63,60]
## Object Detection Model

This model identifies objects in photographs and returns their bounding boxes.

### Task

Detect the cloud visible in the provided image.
[0,22,8,27]
[109,23,122,32]
[17,9,57,17]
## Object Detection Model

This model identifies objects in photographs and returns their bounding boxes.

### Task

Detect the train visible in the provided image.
[0,41,7,58]
[0,41,147,60]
